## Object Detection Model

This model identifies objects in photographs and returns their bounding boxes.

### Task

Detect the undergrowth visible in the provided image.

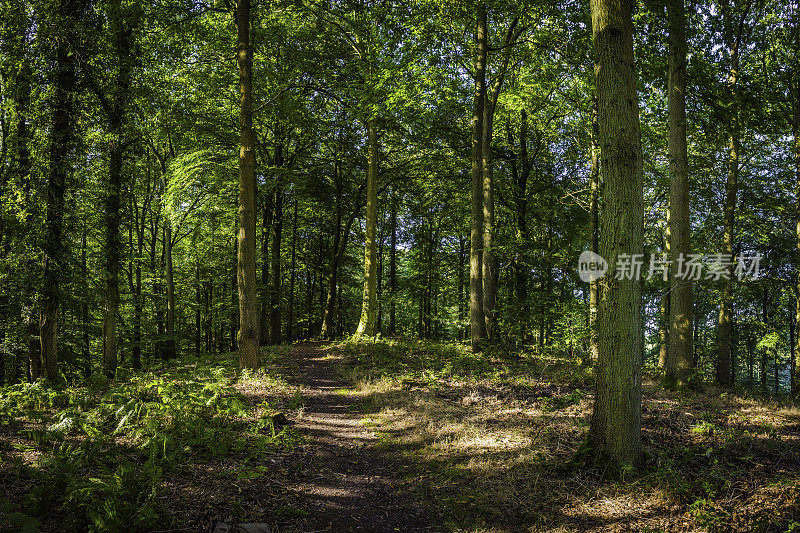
[0,348,301,532]
[336,337,800,532]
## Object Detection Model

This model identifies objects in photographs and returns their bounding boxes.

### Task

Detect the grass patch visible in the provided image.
[336,337,800,532]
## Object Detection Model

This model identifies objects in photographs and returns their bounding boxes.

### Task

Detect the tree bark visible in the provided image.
[270,188,283,345]
[164,210,176,359]
[287,199,298,342]
[470,3,488,352]
[587,0,644,471]
[389,193,398,336]
[195,241,201,357]
[458,231,465,341]
[482,92,497,342]
[589,98,600,363]
[259,192,273,345]
[717,1,750,387]
[481,17,518,343]
[82,226,91,375]
[102,0,134,376]
[792,6,800,396]
[132,196,144,369]
[659,289,670,370]
[664,0,693,387]
[41,0,82,381]
[376,215,384,334]
[355,118,379,337]
[321,180,361,338]
[236,0,259,369]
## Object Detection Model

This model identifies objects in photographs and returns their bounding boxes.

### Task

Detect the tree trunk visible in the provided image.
[270,188,283,345]
[389,192,398,336]
[164,217,176,358]
[376,216,384,334]
[482,94,497,342]
[132,220,143,369]
[589,99,600,363]
[82,227,91,376]
[458,232,465,341]
[231,235,238,352]
[664,0,693,388]
[355,118,379,337]
[793,10,800,395]
[791,299,796,394]
[102,0,134,376]
[659,290,670,370]
[717,8,743,387]
[259,193,272,344]
[761,287,768,392]
[587,0,644,471]
[480,17,517,343]
[287,200,298,342]
[321,198,358,338]
[41,0,82,381]
[470,3,487,352]
[195,248,201,357]
[236,0,259,369]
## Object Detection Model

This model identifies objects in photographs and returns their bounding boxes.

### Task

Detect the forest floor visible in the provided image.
[2,339,800,532]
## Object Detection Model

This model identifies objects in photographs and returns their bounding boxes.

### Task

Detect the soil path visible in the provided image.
[277,342,437,532]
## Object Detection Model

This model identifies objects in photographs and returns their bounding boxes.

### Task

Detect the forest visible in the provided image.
[1,0,800,531]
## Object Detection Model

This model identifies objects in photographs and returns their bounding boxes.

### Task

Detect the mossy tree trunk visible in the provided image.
[469,2,487,352]
[355,118,379,337]
[41,0,84,381]
[665,0,693,388]
[236,0,260,370]
[587,0,645,472]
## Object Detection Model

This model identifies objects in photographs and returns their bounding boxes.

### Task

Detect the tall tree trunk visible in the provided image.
[259,193,273,344]
[236,0,259,369]
[747,325,755,387]
[376,216,384,334]
[589,99,600,363]
[41,0,82,381]
[150,209,164,358]
[792,7,800,396]
[287,199,298,343]
[508,112,532,347]
[659,289,670,370]
[482,97,497,342]
[761,287,768,392]
[355,118,379,337]
[102,0,134,376]
[470,3,488,352]
[164,217,176,358]
[717,4,746,387]
[82,226,91,376]
[587,0,644,471]
[231,235,238,352]
[665,0,693,387]
[195,247,201,357]
[321,197,358,338]
[6,2,37,381]
[458,232,465,341]
[270,188,283,345]
[205,278,213,352]
[480,17,518,343]
[389,193,397,336]
[790,298,796,394]
[132,216,143,369]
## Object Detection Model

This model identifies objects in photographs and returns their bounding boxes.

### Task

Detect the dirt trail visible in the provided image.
[278,342,436,532]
